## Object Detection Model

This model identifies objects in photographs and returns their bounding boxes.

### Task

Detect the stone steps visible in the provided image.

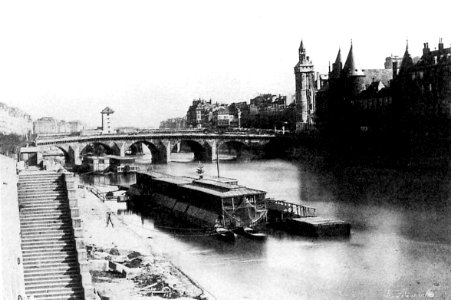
[25,275,81,285]
[20,211,71,218]
[19,192,67,198]
[23,250,76,260]
[20,220,72,228]
[20,214,72,221]
[21,242,75,251]
[20,212,71,219]
[26,281,83,292]
[24,267,80,284]
[24,265,80,277]
[20,225,73,233]
[27,289,84,300]
[18,171,85,300]
[19,201,69,207]
[21,227,73,235]
[22,248,77,258]
[23,259,79,270]
[22,235,74,244]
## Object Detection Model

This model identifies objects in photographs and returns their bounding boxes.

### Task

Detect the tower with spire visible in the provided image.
[398,42,413,75]
[330,48,342,79]
[294,40,316,128]
[341,42,365,98]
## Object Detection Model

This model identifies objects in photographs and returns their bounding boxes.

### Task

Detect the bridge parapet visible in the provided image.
[35,132,275,145]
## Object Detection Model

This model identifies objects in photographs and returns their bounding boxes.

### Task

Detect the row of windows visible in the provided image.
[359,97,392,110]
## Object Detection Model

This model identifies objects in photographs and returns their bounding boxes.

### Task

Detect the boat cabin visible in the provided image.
[83,156,110,172]
[107,155,138,173]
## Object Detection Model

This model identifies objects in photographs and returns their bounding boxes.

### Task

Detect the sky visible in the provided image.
[0,0,450,128]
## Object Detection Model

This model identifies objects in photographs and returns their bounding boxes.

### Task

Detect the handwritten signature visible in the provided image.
[386,289,435,298]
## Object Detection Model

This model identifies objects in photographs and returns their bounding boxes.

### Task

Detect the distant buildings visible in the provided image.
[184,94,295,130]
[33,117,85,135]
[159,117,187,130]
[0,102,32,136]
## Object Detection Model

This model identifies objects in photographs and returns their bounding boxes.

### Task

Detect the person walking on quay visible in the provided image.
[106,211,114,227]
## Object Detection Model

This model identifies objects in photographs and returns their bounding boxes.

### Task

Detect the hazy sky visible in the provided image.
[0,0,449,128]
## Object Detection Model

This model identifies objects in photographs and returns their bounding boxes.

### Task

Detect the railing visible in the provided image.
[265,199,316,218]
[85,185,106,202]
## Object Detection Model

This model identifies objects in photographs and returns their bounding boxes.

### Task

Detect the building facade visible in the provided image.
[159,117,187,130]
[0,102,32,136]
[33,117,85,135]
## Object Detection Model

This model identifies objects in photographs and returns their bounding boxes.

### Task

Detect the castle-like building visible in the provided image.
[314,39,450,161]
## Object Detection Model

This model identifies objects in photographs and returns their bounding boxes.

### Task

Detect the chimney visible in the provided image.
[439,38,444,51]
[423,42,430,55]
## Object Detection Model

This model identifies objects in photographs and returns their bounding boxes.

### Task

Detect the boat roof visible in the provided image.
[182,183,265,198]
[200,176,238,185]
[149,174,266,198]
[154,176,192,186]
[192,179,241,191]
[106,155,135,162]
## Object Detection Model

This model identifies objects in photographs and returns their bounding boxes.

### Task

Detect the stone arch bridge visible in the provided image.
[34,132,275,165]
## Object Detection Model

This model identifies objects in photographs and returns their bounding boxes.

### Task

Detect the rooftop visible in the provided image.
[101,107,115,114]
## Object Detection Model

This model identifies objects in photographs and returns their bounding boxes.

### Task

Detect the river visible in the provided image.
[79,155,451,300]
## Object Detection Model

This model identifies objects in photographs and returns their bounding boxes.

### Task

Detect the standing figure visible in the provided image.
[106,211,114,227]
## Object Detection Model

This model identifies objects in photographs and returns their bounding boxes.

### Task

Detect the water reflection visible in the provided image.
[79,159,451,299]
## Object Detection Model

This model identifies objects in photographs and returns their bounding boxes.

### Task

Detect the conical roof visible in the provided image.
[399,44,413,74]
[335,48,342,65]
[330,48,342,79]
[343,43,364,77]
[101,107,115,114]
[299,40,305,53]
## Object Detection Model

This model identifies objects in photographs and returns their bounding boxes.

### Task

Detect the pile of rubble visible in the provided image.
[87,245,204,299]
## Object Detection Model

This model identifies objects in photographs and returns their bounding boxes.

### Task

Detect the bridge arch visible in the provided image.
[126,140,167,164]
[218,140,250,160]
[80,142,118,157]
[171,139,213,162]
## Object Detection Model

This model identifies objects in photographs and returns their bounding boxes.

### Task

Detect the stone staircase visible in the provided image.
[18,171,85,300]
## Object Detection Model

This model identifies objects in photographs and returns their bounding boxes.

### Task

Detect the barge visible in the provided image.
[129,172,350,239]
[129,172,268,239]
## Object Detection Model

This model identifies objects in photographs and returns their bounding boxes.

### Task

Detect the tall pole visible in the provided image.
[216,141,220,178]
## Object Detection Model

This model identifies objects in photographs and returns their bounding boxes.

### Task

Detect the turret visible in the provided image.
[399,42,413,74]
[342,42,364,77]
[342,42,365,97]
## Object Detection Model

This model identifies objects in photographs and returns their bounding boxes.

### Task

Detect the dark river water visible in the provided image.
[80,156,451,300]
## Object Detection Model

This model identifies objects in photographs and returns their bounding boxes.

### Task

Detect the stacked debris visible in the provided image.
[87,244,203,299]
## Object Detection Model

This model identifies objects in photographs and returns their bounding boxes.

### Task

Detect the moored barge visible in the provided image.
[129,172,351,239]
[130,172,268,234]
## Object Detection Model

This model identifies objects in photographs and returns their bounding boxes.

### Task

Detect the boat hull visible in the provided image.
[235,227,268,241]
[215,228,237,243]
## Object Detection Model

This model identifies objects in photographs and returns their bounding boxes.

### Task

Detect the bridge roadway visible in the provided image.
[35,131,276,165]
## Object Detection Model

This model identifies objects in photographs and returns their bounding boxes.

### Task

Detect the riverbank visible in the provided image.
[75,181,213,299]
